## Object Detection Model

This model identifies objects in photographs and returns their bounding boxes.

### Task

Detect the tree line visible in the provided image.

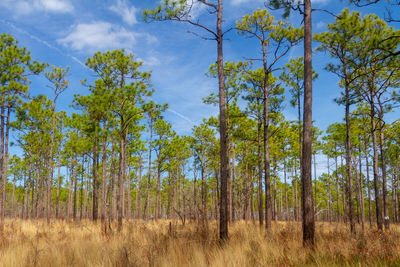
[0,0,399,249]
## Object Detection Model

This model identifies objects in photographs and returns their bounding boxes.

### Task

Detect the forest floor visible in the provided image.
[0,219,399,267]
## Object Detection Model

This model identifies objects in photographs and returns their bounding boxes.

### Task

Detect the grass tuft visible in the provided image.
[0,219,399,266]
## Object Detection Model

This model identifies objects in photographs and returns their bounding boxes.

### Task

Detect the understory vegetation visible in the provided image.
[0,219,399,267]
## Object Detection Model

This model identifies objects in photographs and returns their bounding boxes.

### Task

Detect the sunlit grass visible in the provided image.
[0,219,399,266]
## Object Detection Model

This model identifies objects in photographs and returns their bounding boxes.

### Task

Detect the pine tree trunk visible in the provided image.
[67,165,72,219]
[101,127,108,226]
[0,102,4,230]
[201,151,207,222]
[73,158,77,220]
[292,166,297,221]
[370,97,383,230]
[193,161,197,220]
[392,165,398,223]
[147,117,153,220]
[250,167,255,222]
[344,83,356,235]
[327,156,331,222]
[1,105,10,229]
[262,45,272,230]
[56,150,62,219]
[378,117,389,230]
[216,0,229,240]
[117,124,126,231]
[231,144,236,222]
[358,145,365,231]
[313,153,317,220]
[127,169,131,220]
[334,152,340,222]
[46,102,56,224]
[363,131,373,227]
[244,142,250,221]
[341,154,347,222]
[284,161,289,221]
[11,174,15,217]
[257,113,263,226]
[301,0,315,247]
[136,154,142,219]
[80,157,84,220]
[92,139,99,221]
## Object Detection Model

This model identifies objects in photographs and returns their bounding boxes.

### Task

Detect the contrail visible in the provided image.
[0,20,87,68]
[167,108,198,126]
[147,96,198,126]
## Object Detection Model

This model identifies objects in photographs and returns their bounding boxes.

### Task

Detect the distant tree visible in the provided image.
[44,66,69,224]
[314,9,368,235]
[237,9,302,229]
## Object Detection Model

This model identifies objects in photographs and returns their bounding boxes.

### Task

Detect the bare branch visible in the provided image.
[198,0,218,11]
[187,30,215,40]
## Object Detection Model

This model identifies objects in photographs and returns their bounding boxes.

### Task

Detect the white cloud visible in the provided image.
[312,0,330,4]
[34,0,74,13]
[0,0,73,14]
[109,0,138,26]
[138,56,161,67]
[58,22,138,52]
[230,0,258,5]
[58,22,158,53]
[231,0,330,5]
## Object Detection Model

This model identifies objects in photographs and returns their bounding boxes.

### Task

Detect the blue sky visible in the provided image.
[0,0,398,175]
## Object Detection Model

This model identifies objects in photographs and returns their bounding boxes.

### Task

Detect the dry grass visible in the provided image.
[0,219,399,267]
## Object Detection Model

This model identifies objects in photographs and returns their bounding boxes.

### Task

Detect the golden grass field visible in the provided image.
[0,219,399,266]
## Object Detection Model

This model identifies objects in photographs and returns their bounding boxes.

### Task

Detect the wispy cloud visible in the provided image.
[0,0,74,15]
[231,0,330,5]
[230,0,259,5]
[109,0,138,26]
[138,56,161,67]
[0,20,86,68]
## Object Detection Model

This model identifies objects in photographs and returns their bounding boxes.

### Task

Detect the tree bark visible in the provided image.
[231,143,236,222]
[334,151,340,222]
[117,123,126,231]
[244,142,250,221]
[147,117,153,220]
[378,117,389,230]
[1,106,10,226]
[357,145,365,231]
[370,97,383,230]
[217,0,229,240]
[0,102,4,230]
[284,160,289,221]
[92,139,99,221]
[344,83,356,235]
[136,154,142,219]
[301,0,315,247]
[257,114,264,226]
[101,129,108,228]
